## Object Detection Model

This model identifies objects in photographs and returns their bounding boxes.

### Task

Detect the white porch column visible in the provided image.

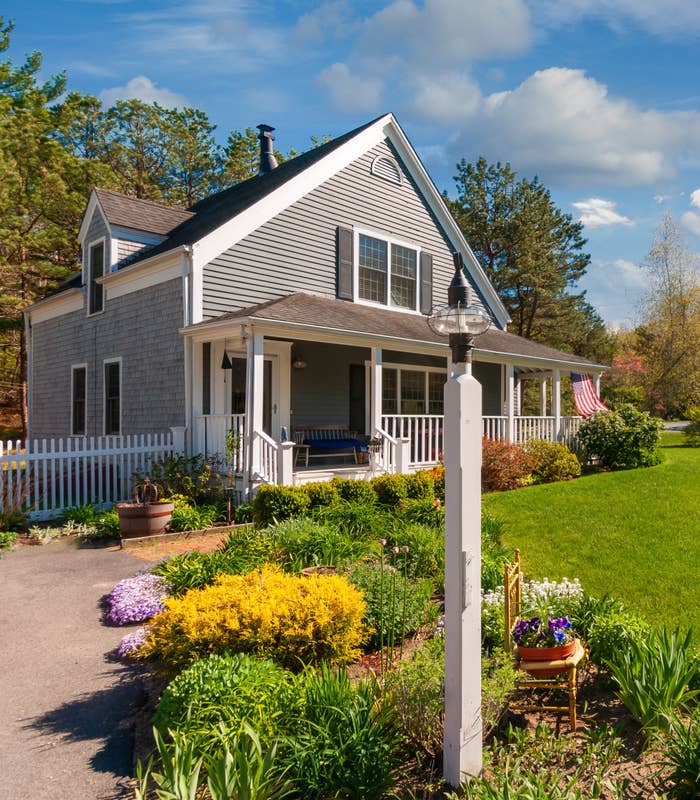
[370,347,383,435]
[170,426,186,455]
[539,376,549,416]
[595,373,602,396]
[277,441,295,486]
[443,360,483,784]
[395,438,411,474]
[246,330,265,481]
[505,364,515,443]
[553,369,562,441]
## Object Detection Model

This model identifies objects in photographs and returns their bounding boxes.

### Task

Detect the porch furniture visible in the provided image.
[292,427,368,464]
[293,442,310,467]
[504,550,585,731]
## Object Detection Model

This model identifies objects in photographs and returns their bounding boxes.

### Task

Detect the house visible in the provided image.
[25,113,606,496]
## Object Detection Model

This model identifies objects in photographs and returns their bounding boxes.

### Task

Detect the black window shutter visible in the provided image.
[420,252,433,314]
[337,226,354,300]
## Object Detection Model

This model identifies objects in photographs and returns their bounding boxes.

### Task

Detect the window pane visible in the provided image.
[400,370,425,414]
[89,242,104,314]
[390,244,417,308]
[358,234,387,304]
[428,372,445,415]
[72,367,86,435]
[105,362,120,435]
[382,368,397,414]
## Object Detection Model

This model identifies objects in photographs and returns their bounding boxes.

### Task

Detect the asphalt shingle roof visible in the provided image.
[94,189,194,236]
[192,292,605,369]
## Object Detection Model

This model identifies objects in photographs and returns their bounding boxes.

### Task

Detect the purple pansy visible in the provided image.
[106,573,170,625]
[512,614,574,648]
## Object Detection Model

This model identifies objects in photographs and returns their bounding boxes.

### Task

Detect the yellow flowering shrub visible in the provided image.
[141,565,367,670]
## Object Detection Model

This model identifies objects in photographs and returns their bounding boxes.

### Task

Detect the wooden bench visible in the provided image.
[292,427,367,466]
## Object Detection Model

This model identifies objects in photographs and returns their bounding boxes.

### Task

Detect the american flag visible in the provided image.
[570,373,608,417]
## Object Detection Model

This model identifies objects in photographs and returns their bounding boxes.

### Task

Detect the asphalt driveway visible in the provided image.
[0,537,146,800]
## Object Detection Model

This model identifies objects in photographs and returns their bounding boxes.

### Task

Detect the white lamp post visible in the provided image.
[428,253,491,786]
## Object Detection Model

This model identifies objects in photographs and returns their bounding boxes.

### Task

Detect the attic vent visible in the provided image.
[371,155,401,185]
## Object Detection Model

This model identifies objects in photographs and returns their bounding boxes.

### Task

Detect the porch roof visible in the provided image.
[183,292,608,372]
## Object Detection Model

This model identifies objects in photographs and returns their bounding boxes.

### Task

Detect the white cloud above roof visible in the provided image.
[99,76,187,109]
[572,198,633,228]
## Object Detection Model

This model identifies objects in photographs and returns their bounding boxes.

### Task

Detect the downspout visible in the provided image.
[183,246,194,455]
[23,311,32,442]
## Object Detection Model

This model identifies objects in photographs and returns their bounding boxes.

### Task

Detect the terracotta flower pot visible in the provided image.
[117,501,174,539]
[516,639,578,677]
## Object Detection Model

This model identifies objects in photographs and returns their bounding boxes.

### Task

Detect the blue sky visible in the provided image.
[7,0,700,327]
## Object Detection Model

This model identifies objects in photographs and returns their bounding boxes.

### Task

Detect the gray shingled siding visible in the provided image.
[117,239,147,264]
[290,342,370,430]
[30,278,185,439]
[84,207,110,267]
[203,139,482,320]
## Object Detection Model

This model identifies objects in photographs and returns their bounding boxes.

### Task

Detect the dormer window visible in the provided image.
[88,240,105,315]
[356,231,419,311]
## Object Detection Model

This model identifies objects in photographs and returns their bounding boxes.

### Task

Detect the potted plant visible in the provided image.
[116,477,175,539]
[512,615,578,663]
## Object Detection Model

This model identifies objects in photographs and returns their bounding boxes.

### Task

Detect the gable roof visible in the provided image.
[184,292,607,372]
[94,188,194,235]
[127,116,384,263]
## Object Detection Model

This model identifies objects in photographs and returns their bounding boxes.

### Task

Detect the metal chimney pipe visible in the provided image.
[257,124,278,173]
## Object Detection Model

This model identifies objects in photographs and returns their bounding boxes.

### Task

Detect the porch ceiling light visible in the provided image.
[292,352,307,369]
[428,253,491,363]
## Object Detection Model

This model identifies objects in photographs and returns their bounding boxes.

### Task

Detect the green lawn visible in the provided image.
[482,433,700,631]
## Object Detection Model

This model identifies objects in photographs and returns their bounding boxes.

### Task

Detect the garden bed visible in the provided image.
[121,523,252,558]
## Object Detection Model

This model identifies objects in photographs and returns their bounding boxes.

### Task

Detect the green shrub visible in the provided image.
[481,437,535,492]
[404,470,435,500]
[658,709,700,799]
[168,500,220,532]
[607,627,699,735]
[425,466,445,500]
[385,522,444,581]
[482,647,517,736]
[384,636,444,759]
[524,439,581,484]
[95,509,120,537]
[396,497,444,529]
[371,474,408,506]
[683,406,700,447]
[153,653,301,749]
[252,485,310,527]
[141,566,368,671]
[135,453,224,502]
[346,562,435,650]
[282,666,403,800]
[304,481,341,509]
[481,513,509,592]
[233,502,254,523]
[267,516,373,572]
[0,530,18,550]
[315,501,392,541]
[331,477,377,505]
[62,504,101,525]
[152,527,272,596]
[575,404,662,469]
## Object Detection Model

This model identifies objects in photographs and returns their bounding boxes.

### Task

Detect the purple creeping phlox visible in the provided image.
[512,615,573,648]
[118,627,148,659]
[106,573,170,625]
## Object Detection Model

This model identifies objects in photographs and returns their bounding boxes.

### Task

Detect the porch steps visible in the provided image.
[293,464,373,486]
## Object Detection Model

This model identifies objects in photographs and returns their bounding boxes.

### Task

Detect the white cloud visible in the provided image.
[99,76,187,108]
[535,0,700,37]
[572,198,633,228]
[681,211,700,237]
[292,1,355,45]
[690,189,700,208]
[653,194,670,203]
[316,63,383,113]
[409,73,482,122]
[448,68,700,186]
[578,257,647,325]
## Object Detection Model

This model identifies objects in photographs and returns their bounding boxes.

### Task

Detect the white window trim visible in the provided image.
[87,236,107,317]
[352,226,422,314]
[70,363,88,437]
[103,357,122,436]
[378,361,447,416]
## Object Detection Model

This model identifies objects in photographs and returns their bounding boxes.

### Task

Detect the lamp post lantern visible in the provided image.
[429,252,490,786]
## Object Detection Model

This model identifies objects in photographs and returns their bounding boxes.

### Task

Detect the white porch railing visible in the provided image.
[251,429,278,485]
[482,416,509,442]
[482,416,582,444]
[1,433,175,521]
[381,414,443,468]
[193,413,246,472]
[372,427,397,474]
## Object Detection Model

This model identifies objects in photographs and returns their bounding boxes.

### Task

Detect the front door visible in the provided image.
[230,356,276,437]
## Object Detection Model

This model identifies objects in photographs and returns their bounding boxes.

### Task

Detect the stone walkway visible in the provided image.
[0,538,146,800]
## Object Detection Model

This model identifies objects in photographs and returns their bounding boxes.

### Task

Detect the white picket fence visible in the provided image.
[1,433,175,521]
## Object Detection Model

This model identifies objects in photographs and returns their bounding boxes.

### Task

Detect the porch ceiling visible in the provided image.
[182,292,608,373]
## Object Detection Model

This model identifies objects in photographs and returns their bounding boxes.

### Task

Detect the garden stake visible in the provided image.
[399,545,409,663]
[379,539,386,675]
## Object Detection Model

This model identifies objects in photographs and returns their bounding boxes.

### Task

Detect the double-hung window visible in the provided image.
[88,240,105,315]
[357,231,419,311]
[104,360,121,435]
[71,365,87,436]
[382,367,445,416]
